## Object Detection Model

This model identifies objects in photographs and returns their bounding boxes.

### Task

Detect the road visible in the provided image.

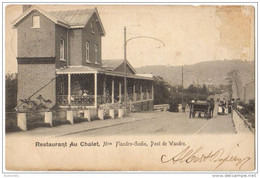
[66,111,235,137]
[6,109,236,137]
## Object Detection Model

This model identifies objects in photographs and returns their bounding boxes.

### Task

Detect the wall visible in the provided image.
[17,63,56,108]
[17,10,55,58]
[69,29,82,66]
[81,13,102,67]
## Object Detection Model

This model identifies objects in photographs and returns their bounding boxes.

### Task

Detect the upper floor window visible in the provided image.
[32,16,40,28]
[90,21,95,34]
[94,44,98,64]
[86,42,90,63]
[60,39,65,61]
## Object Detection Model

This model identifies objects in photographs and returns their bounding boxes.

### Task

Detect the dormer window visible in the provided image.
[60,39,65,61]
[32,16,40,28]
[86,41,90,63]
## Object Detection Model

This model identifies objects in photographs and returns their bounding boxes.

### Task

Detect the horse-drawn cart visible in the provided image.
[189,100,212,119]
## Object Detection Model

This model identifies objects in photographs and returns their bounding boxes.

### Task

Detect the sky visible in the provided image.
[5,4,255,73]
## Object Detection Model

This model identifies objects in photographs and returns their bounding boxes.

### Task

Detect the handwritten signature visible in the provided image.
[161,146,251,169]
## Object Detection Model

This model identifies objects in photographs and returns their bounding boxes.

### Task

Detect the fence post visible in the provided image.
[66,110,74,124]
[98,109,104,120]
[17,112,27,131]
[109,109,115,119]
[118,109,124,118]
[44,111,53,127]
[84,110,91,122]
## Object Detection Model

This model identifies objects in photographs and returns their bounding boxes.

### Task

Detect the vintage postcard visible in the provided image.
[4,3,256,173]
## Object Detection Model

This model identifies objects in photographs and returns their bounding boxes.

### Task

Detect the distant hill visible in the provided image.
[135,60,254,87]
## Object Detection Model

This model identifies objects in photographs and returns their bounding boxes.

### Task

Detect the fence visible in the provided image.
[6,106,128,132]
[232,109,254,134]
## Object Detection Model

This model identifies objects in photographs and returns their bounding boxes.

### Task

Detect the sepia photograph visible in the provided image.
[4,3,257,173]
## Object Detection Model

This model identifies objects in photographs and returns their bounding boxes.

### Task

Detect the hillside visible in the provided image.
[136,60,254,87]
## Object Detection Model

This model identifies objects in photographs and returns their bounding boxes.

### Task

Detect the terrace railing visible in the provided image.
[57,95,95,106]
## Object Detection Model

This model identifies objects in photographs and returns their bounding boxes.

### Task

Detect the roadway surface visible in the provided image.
[66,111,235,136]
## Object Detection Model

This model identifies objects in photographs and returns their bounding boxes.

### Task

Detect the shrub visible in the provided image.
[104,115,111,120]
[237,99,255,128]
[91,115,100,121]
[6,113,21,132]
[53,119,70,127]
[74,116,88,123]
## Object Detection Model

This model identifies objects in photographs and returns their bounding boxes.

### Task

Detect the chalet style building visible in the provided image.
[13,5,154,113]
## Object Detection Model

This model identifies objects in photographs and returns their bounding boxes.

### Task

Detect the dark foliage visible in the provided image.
[74,116,88,123]
[6,73,17,112]
[238,99,255,128]
[5,113,21,132]
[153,76,171,104]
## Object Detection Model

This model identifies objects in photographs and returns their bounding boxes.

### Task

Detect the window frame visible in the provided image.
[90,21,95,34]
[94,44,99,64]
[86,41,90,63]
[32,15,40,28]
[60,39,65,61]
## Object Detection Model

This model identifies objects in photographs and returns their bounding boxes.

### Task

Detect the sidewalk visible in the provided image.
[6,111,160,138]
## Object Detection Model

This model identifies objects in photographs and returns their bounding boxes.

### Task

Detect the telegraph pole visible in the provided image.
[123,27,165,107]
[124,27,127,106]
[196,78,199,100]
[181,66,184,104]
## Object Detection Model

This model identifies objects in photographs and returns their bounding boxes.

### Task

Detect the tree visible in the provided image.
[5,73,17,112]
[227,70,243,99]
[153,76,171,104]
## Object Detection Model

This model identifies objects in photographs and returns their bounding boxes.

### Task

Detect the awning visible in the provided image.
[56,66,153,80]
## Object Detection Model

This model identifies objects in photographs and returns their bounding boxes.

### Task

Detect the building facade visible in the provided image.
[13,6,154,112]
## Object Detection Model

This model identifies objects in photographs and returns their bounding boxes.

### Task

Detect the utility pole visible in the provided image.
[124,27,127,106]
[196,78,198,100]
[181,66,184,104]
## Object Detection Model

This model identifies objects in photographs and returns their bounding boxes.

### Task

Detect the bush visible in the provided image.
[6,113,21,132]
[74,116,88,123]
[6,73,17,112]
[91,115,100,121]
[26,111,51,130]
[53,119,71,127]
[27,122,51,130]
[104,115,111,120]
[52,108,71,126]
[237,99,255,128]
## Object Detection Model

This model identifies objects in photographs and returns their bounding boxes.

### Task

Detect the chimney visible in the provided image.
[23,5,32,12]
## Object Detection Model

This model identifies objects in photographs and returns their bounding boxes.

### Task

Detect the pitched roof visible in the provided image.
[48,9,94,27]
[102,59,124,70]
[102,59,136,74]
[12,6,105,35]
